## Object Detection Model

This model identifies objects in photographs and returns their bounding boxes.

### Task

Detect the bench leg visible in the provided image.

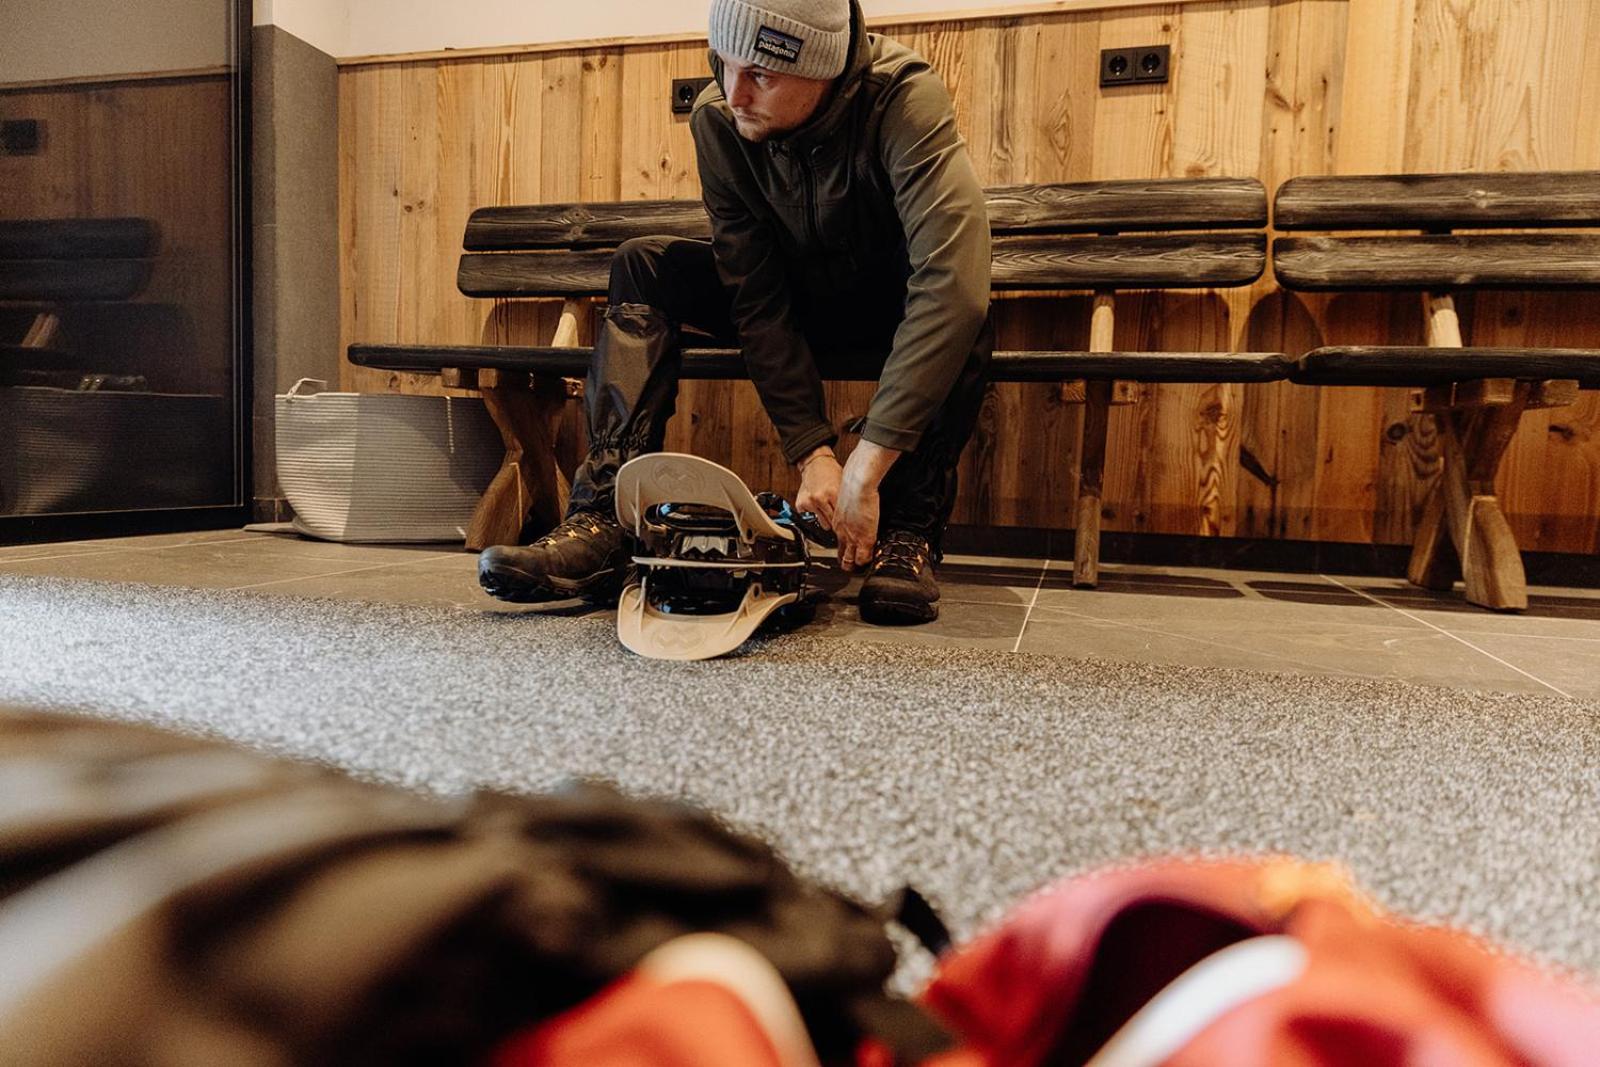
[1443,397,1529,611]
[1406,487,1458,591]
[1074,379,1112,588]
[1410,386,1531,611]
[466,375,570,552]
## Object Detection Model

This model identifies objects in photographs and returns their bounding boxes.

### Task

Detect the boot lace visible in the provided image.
[533,511,612,547]
[872,530,931,580]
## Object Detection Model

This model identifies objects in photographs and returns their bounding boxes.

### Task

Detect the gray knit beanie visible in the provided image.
[709,0,851,81]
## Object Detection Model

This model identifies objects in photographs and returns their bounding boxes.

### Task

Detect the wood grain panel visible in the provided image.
[338,0,1600,555]
[1276,171,1600,230]
[1275,234,1600,291]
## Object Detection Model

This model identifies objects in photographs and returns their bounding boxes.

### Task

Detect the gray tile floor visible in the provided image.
[4,526,1598,701]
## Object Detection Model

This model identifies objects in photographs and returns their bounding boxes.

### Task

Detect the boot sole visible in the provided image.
[478,559,622,605]
[859,596,940,626]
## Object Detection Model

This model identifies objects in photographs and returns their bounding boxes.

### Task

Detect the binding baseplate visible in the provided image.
[614,453,823,661]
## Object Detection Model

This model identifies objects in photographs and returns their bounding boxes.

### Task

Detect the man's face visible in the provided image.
[717,53,832,142]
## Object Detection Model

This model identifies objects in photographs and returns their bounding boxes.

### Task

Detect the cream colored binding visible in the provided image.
[615,453,801,661]
[616,453,794,546]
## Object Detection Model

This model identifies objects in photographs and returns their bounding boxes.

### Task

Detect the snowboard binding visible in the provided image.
[614,453,831,660]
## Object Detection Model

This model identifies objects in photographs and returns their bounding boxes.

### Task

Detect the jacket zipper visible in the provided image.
[802,151,821,249]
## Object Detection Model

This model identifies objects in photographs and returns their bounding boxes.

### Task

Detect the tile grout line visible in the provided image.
[227,553,464,592]
[1318,574,1574,699]
[1011,558,1052,654]
[0,534,272,566]
[1031,601,1380,680]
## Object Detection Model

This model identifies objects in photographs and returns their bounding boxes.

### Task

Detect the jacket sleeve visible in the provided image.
[691,109,838,466]
[861,68,992,454]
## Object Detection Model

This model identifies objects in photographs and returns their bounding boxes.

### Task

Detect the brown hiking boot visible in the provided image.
[478,511,630,604]
[858,529,940,625]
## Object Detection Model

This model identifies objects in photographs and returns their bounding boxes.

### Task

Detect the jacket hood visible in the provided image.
[707,0,872,146]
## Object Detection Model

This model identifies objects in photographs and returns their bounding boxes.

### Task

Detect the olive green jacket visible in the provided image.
[690,0,990,463]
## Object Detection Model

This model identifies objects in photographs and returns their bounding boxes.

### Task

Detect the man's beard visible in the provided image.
[733,115,771,142]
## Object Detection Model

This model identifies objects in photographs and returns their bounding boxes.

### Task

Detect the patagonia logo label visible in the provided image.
[754,25,803,64]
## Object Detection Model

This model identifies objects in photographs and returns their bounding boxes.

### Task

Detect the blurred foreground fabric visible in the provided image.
[2,705,1597,1067]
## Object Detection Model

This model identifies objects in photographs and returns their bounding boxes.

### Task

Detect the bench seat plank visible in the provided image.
[992,233,1266,289]
[1275,171,1600,230]
[983,178,1267,233]
[1274,234,1600,290]
[464,179,1270,250]
[0,218,158,260]
[457,250,615,298]
[459,233,1270,298]
[1293,346,1600,387]
[349,344,1290,383]
[465,201,711,250]
[0,260,153,302]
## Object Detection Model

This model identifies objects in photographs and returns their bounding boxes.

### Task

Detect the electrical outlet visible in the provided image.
[1099,45,1170,88]
[670,77,715,115]
[1,119,42,155]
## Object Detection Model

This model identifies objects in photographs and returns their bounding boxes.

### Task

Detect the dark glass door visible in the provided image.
[0,0,250,541]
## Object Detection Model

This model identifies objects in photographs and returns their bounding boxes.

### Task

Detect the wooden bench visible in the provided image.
[1274,171,1600,611]
[349,178,1290,580]
[0,218,159,389]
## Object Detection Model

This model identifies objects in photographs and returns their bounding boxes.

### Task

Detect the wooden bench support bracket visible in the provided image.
[464,298,584,551]
[1402,294,1579,612]
[1073,290,1116,588]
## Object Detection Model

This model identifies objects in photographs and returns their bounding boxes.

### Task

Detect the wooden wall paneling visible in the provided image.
[1415,1,1600,555]
[1235,0,1346,540]
[1171,0,1269,180]
[1398,0,1600,551]
[1302,0,1415,544]
[1161,0,1267,537]
[1028,14,1102,183]
[1086,6,1171,535]
[950,18,1046,530]
[479,54,547,349]
[1091,6,1177,182]
[1015,12,1100,531]
[1335,0,1414,175]
[620,44,736,484]
[1484,291,1600,554]
[1403,0,1538,173]
[580,49,624,202]
[341,63,407,392]
[337,65,362,384]
[966,19,1036,187]
[1370,294,1441,546]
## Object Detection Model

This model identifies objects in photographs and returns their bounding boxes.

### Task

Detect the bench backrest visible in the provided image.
[0,218,158,302]
[1273,171,1600,291]
[455,177,1268,299]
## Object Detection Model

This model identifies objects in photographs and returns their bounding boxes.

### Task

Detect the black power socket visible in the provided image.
[1100,45,1170,88]
[1,119,42,155]
[670,77,715,115]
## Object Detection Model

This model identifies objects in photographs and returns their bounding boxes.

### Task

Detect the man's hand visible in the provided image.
[835,440,901,572]
[795,446,842,530]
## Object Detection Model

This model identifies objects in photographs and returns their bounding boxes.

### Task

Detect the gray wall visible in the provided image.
[251,25,340,522]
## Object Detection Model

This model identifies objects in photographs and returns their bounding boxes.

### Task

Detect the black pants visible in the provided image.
[566,236,992,553]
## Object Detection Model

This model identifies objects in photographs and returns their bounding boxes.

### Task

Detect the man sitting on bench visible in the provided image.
[479,0,993,624]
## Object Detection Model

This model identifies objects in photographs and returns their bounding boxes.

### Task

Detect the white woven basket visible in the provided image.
[275,379,502,543]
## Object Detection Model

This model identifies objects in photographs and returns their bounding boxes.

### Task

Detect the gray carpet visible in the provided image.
[3,573,1599,979]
